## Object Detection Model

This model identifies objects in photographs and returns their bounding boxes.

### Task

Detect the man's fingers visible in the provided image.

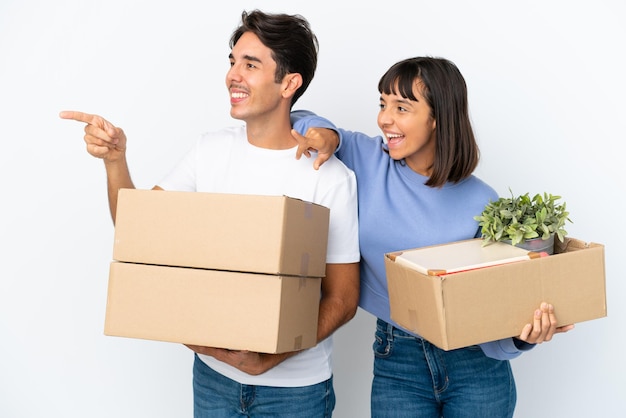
[87,142,117,158]
[59,110,97,124]
[59,110,115,135]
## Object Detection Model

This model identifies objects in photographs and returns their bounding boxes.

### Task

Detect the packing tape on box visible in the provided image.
[303,202,314,218]
[293,335,303,350]
[300,253,310,277]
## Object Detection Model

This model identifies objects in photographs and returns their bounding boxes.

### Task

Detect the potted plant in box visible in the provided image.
[473,189,572,254]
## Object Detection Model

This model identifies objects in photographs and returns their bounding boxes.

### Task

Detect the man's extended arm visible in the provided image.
[60,110,136,223]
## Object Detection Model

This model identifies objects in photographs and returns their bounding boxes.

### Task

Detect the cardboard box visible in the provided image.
[104,261,322,353]
[385,237,607,351]
[113,189,330,277]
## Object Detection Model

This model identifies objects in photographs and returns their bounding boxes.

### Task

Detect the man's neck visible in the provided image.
[244,112,296,150]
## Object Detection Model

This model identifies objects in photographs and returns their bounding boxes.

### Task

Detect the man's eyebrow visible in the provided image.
[228,52,262,64]
[243,54,262,63]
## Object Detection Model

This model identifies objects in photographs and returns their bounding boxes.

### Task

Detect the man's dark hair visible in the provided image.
[230,10,319,107]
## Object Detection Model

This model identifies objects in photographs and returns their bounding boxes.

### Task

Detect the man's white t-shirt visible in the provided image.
[158,125,360,387]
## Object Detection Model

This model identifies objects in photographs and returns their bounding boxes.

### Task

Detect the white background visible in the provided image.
[1,1,624,417]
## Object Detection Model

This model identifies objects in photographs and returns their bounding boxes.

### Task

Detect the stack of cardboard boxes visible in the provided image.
[104,189,330,353]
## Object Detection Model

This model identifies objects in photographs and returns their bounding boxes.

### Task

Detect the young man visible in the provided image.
[60,10,359,417]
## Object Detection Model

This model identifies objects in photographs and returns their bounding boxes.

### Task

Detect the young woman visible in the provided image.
[293,56,573,417]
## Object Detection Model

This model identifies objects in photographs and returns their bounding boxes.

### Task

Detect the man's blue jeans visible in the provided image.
[192,354,335,417]
[371,319,516,418]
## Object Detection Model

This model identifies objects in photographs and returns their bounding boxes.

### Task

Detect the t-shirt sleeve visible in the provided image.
[320,163,360,264]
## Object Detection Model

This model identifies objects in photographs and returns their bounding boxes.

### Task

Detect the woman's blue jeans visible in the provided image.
[192,354,335,417]
[371,319,516,418]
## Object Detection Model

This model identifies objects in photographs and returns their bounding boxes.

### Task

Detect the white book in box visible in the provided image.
[391,238,543,276]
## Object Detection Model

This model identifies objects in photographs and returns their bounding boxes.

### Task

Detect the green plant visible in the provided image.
[474,189,572,246]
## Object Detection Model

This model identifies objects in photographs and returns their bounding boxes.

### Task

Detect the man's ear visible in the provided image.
[282,73,303,99]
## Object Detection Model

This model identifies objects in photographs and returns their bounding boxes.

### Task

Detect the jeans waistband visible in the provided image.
[376,318,424,341]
